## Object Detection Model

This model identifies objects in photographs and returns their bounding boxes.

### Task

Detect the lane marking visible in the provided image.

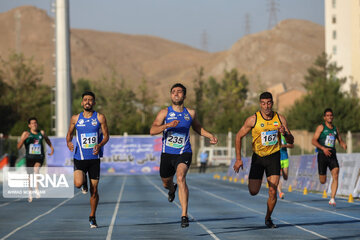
[201,179,360,221]
[0,198,21,208]
[106,175,127,240]
[144,176,220,240]
[191,185,329,239]
[0,192,81,240]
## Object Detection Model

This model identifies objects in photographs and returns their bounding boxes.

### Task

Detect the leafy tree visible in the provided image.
[72,78,93,114]
[286,53,360,131]
[193,68,250,133]
[0,52,51,135]
[137,78,156,133]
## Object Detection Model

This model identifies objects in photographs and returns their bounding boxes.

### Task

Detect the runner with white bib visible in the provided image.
[233,92,294,228]
[312,108,347,207]
[150,83,218,228]
[66,91,109,228]
[17,117,54,202]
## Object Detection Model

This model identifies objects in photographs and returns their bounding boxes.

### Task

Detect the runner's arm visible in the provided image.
[278,114,294,144]
[66,115,78,152]
[233,115,255,173]
[93,113,109,155]
[17,131,30,149]
[311,125,325,150]
[190,110,217,144]
[41,130,54,156]
[150,109,179,135]
[312,124,332,156]
[336,128,347,150]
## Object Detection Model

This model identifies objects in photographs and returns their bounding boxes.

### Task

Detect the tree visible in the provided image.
[0,52,51,135]
[286,53,360,131]
[192,68,250,133]
[137,78,156,133]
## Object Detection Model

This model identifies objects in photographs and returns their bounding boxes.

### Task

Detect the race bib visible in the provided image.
[81,133,98,149]
[261,130,278,146]
[29,144,41,154]
[325,135,335,147]
[166,132,185,149]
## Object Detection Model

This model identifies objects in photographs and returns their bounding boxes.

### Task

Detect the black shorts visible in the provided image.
[160,152,192,178]
[74,159,100,180]
[317,151,339,175]
[249,151,281,179]
[26,158,44,173]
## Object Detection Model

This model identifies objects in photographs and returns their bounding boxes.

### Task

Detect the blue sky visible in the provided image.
[0,0,324,52]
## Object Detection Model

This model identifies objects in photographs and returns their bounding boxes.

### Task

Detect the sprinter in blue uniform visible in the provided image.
[150,83,218,228]
[66,91,109,228]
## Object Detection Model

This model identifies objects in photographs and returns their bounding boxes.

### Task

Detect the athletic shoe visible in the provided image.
[181,216,189,228]
[28,194,33,203]
[168,184,177,202]
[279,192,284,199]
[81,184,88,194]
[265,218,277,228]
[329,198,336,207]
[89,216,98,228]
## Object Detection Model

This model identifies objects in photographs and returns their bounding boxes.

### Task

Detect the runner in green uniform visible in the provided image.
[17,117,54,202]
[312,108,346,206]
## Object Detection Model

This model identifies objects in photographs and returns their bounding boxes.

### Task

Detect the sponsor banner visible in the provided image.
[227,154,330,192]
[48,136,162,175]
[330,153,360,196]
[3,167,73,198]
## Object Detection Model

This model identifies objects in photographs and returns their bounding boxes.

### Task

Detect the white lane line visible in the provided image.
[204,179,360,221]
[0,198,21,208]
[144,176,220,240]
[0,192,81,240]
[190,185,329,239]
[106,175,127,240]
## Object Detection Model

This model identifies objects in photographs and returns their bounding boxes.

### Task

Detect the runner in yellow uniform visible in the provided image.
[233,92,294,228]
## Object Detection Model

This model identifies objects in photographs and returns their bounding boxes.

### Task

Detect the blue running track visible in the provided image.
[0,173,359,240]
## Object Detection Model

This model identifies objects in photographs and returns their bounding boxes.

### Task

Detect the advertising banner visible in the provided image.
[47,136,162,175]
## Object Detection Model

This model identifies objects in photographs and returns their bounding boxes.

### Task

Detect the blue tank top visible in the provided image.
[280,134,289,160]
[74,111,103,160]
[162,106,192,154]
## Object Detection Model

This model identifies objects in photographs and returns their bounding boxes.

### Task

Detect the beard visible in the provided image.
[172,99,184,106]
[83,105,93,111]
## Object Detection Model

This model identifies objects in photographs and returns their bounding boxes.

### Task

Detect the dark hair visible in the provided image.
[28,117,38,124]
[323,108,333,116]
[259,92,273,100]
[82,91,95,100]
[170,83,186,96]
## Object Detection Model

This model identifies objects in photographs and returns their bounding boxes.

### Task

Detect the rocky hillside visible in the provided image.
[0,6,324,102]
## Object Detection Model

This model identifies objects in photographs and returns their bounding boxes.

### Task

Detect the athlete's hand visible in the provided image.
[93,144,101,155]
[21,131,30,141]
[48,146,54,156]
[233,159,243,173]
[323,147,332,157]
[67,142,74,152]
[340,142,347,150]
[278,125,285,134]
[209,136,218,144]
[166,120,180,128]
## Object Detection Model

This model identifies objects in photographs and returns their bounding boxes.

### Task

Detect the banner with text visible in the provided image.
[47,136,162,175]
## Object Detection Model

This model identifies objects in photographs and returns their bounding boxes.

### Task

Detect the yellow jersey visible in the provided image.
[252,111,281,157]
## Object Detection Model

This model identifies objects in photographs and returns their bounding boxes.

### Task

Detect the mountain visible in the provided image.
[0,6,324,103]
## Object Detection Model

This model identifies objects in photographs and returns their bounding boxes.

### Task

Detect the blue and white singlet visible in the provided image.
[162,106,193,154]
[74,111,103,160]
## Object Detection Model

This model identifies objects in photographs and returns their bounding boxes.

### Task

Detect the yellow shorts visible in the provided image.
[280,159,289,169]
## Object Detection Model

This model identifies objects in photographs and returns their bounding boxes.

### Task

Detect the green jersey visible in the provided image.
[318,123,337,152]
[25,130,45,160]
